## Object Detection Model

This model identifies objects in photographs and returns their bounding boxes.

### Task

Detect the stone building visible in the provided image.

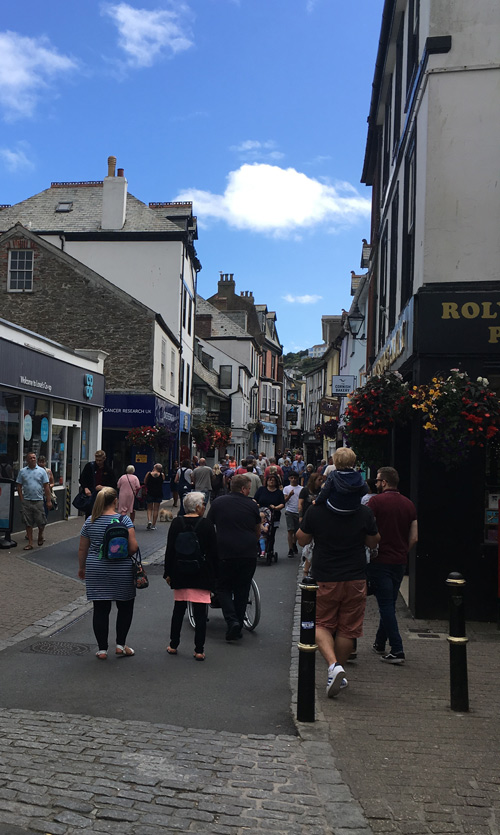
[0,155,201,475]
[0,223,178,481]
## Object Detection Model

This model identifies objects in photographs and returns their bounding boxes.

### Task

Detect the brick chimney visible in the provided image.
[102,155,127,230]
[217,272,236,296]
[195,314,212,338]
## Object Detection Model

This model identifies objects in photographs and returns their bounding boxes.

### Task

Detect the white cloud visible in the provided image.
[0,142,34,172]
[0,31,77,120]
[175,163,371,236]
[230,139,284,162]
[103,2,193,68]
[283,294,323,304]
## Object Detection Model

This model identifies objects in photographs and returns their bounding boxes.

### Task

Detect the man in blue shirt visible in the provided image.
[16,452,52,549]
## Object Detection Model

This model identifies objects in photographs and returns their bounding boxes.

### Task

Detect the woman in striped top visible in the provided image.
[78,487,139,660]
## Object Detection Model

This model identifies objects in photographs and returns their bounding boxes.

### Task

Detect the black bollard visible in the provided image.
[446,572,469,712]
[297,577,318,722]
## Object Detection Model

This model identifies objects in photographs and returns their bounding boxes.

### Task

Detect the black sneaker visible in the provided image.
[226,622,242,641]
[381,651,405,665]
[293,544,298,554]
[287,549,295,558]
[372,643,386,655]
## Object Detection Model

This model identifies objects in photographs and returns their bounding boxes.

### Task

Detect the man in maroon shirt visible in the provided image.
[368,467,418,665]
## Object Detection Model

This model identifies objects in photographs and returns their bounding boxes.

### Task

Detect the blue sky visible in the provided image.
[0,0,383,352]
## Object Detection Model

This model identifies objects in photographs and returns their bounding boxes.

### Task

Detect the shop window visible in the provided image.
[67,405,79,422]
[51,424,65,486]
[0,391,21,478]
[23,397,49,462]
[53,401,65,420]
[8,250,33,292]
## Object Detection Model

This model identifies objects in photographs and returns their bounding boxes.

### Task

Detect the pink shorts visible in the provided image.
[315,580,367,639]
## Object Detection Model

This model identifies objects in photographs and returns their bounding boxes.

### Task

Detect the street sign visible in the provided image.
[331,375,356,395]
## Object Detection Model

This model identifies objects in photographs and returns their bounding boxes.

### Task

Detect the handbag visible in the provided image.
[130,549,149,589]
[72,490,92,511]
[50,490,58,511]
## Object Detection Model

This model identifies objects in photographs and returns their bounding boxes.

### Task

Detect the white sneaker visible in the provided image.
[326,663,346,698]
[151,525,157,530]
[146,522,152,530]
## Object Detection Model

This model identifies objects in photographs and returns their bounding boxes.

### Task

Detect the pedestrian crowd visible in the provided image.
[12,445,418,692]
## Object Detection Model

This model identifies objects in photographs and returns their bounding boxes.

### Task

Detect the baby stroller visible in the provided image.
[259,506,278,565]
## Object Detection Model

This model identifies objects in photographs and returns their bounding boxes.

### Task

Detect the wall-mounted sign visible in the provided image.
[319,398,340,418]
[485,509,498,525]
[331,376,356,396]
[286,410,298,424]
[371,298,414,377]
[261,421,277,435]
[84,374,94,400]
[286,391,299,404]
[417,290,500,353]
[135,454,148,463]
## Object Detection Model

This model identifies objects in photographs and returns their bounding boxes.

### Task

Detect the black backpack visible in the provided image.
[175,518,204,576]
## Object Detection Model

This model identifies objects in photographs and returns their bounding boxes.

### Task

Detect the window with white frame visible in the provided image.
[160,339,166,390]
[271,386,277,414]
[219,365,232,389]
[185,362,190,407]
[8,250,33,292]
[170,349,176,397]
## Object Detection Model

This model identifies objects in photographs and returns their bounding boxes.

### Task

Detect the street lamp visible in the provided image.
[347,304,365,339]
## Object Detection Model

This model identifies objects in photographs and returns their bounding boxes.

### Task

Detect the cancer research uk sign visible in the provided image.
[331,376,356,396]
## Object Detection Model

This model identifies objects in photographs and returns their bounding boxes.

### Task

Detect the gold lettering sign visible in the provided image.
[441,301,500,343]
[372,322,406,377]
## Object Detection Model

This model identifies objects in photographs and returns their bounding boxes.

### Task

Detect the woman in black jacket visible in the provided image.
[164,491,218,660]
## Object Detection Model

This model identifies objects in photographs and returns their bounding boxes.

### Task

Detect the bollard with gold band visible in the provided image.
[297,575,319,722]
[446,571,469,712]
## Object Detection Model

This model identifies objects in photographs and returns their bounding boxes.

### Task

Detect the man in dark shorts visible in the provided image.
[208,474,261,641]
[298,460,379,698]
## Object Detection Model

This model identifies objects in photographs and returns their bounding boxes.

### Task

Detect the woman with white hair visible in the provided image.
[117,465,141,522]
[164,491,218,660]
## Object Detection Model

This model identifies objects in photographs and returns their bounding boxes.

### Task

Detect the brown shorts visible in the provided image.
[315,580,367,639]
[21,499,46,530]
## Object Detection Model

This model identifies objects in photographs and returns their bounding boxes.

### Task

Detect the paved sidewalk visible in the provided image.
[307,592,500,835]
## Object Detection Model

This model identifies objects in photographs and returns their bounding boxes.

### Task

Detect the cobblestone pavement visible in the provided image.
[314,594,500,835]
[0,708,347,835]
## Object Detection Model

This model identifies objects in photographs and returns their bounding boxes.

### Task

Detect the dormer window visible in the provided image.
[55,201,73,213]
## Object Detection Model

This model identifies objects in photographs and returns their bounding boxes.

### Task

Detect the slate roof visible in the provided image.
[0,185,186,234]
[193,356,229,399]
[196,295,254,340]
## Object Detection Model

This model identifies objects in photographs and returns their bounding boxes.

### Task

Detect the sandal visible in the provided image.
[23,544,33,551]
[193,652,205,661]
[96,650,108,660]
[38,538,44,546]
[116,645,135,656]
[166,646,178,655]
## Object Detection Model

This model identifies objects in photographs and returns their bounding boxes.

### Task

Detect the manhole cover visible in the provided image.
[23,641,91,656]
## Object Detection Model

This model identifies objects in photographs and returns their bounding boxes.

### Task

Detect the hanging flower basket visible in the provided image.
[410,370,500,469]
[343,372,411,465]
[248,420,264,437]
[315,420,338,441]
[192,423,232,453]
[125,424,173,452]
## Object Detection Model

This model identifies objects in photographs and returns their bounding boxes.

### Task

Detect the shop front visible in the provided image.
[373,283,500,621]
[260,420,277,459]
[0,320,105,524]
[102,393,179,488]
